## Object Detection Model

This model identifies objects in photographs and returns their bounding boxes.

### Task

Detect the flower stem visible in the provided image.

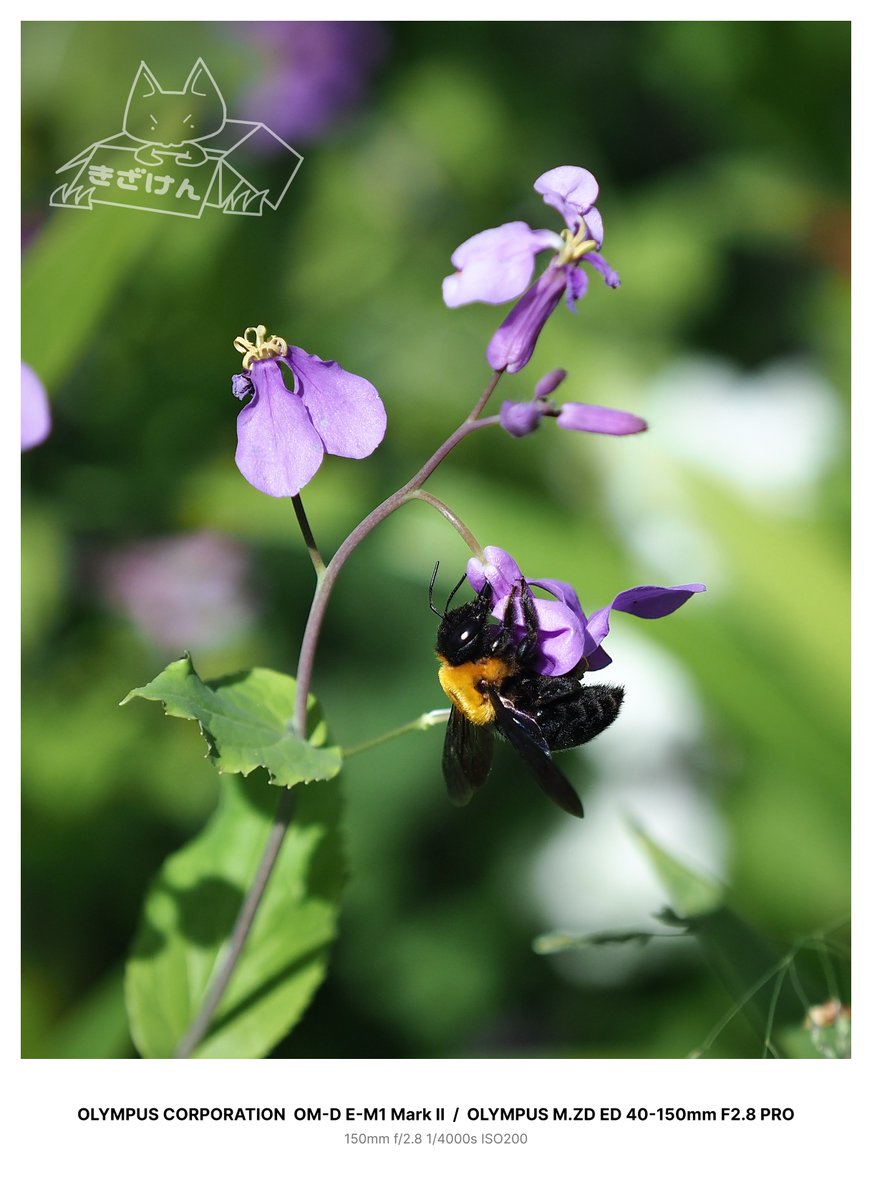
[470,368,504,420]
[293,369,504,736]
[174,369,504,1058]
[173,788,297,1059]
[410,490,484,558]
[342,708,450,759]
[291,493,326,579]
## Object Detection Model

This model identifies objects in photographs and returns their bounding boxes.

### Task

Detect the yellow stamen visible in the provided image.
[233,325,289,370]
[556,226,598,267]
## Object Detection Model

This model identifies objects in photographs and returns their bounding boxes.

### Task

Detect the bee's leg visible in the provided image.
[515,579,543,667]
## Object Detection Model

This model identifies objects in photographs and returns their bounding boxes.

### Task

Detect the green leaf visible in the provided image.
[630,824,723,918]
[630,826,816,1054]
[122,655,342,788]
[125,771,345,1058]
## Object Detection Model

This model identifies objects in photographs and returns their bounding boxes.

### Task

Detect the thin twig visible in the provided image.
[174,789,297,1058]
[343,708,450,759]
[291,493,326,578]
[410,490,485,558]
[469,368,504,420]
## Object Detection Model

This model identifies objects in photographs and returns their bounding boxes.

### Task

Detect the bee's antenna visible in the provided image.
[429,561,469,617]
[429,561,443,617]
[445,572,467,610]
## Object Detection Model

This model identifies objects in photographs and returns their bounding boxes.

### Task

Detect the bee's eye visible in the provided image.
[457,621,480,646]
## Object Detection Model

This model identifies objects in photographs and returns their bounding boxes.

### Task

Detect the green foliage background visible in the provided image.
[21,21,849,1058]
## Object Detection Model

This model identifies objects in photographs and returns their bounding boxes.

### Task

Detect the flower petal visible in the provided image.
[21,362,51,451]
[523,577,589,674]
[581,205,604,247]
[582,250,620,288]
[287,347,386,460]
[521,596,585,676]
[232,372,254,400]
[442,221,561,307]
[534,166,600,229]
[565,265,589,313]
[612,583,707,617]
[500,399,542,438]
[556,403,647,436]
[467,544,525,607]
[487,264,567,374]
[585,645,613,672]
[585,584,707,647]
[527,576,586,620]
[235,358,325,497]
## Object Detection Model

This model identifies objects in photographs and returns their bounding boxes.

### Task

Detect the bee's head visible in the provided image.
[434,584,502,664]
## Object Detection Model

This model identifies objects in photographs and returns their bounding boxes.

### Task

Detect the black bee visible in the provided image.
[432,564,624,818]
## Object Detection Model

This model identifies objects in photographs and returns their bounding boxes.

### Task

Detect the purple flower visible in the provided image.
[21,363,51,451]
[443,166,621,374]
[534,369,567,397]
[99,532,257,653]
[499,369,646,439]
[236,22,387,146]
[499,399,542,438]
[232,325,386,498]
[486,263,567,376]
[467,545,705,676]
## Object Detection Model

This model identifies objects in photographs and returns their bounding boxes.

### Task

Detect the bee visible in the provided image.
[432,564,624,818]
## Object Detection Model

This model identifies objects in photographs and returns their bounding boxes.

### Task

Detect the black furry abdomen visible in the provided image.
[503,674,624,752]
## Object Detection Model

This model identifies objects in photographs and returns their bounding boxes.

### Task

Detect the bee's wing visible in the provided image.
[442,706,494,806]
[489,689,584,819]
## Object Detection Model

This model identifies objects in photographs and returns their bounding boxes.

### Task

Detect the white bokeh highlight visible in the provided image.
[528,630,726,985]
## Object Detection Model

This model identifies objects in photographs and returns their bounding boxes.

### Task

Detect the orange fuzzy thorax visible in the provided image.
[437,655,513,725]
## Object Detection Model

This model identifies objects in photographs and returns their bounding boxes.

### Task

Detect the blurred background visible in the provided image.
[21,20,849,1058]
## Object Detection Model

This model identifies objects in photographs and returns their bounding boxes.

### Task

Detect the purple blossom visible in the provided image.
[233,333,386,498]
[535,369,567,398]
[499,399,542,438]
[556,403,646,436]
[467,545,705,676]
[99,532,257,653]
[499,369,646,439]
[236,22,387,146]
[21,363,51,451]
[443,166,621,374]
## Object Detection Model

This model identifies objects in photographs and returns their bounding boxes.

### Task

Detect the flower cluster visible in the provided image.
[499,368,646,439]
[467,545,705,676]
[443,166,621,373]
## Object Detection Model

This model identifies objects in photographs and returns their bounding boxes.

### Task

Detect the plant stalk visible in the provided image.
[174,368,504,1057]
